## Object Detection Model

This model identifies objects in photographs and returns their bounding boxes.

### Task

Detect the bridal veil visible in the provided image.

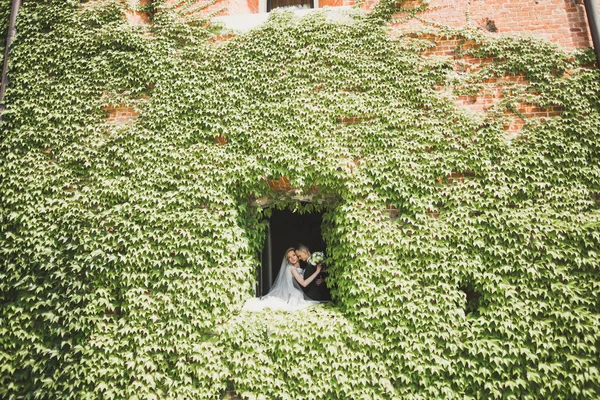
[242,255,320,312]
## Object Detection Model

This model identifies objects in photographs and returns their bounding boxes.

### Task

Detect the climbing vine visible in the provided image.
[1,0,599,398]
[0,0,11,90]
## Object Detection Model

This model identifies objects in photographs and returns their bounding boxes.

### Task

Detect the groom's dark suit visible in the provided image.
[300,260,331,301]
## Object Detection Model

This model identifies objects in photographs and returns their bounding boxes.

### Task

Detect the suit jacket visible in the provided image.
[300,260,330,301]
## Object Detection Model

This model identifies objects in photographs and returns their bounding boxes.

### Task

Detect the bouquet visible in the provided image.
[307,251,326,267]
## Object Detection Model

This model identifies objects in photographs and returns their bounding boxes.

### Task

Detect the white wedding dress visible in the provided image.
[242,257,321,312]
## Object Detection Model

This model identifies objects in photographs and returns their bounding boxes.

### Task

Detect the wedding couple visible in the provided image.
[242,245,331,312]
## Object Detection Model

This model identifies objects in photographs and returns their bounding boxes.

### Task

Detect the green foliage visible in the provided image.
[1,0,599,398]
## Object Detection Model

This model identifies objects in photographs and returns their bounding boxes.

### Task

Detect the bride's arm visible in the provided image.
[291,265,322,287]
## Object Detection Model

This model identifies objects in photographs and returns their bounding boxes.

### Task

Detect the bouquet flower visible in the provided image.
[307,251,326,267]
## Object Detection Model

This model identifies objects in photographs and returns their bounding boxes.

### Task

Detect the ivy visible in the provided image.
[1,0,599,398]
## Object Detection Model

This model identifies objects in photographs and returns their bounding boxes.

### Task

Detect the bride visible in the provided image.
[242,247,323,312]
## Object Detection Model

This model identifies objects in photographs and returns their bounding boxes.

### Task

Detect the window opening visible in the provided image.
[259,208,325,296]
[267,0,314,12]
[459,285,482,316]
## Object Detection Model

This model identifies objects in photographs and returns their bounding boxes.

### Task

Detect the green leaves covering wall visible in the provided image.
[0,0,599,398]
[0,0,10,69]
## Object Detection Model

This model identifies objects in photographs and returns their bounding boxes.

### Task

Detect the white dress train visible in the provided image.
[243,259,320,312]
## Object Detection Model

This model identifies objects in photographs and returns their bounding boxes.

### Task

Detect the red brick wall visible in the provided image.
[123,0,593,135]
[123,0,152,25]
[103,104,139,125]
[397,0,597,51]
[173,0,600,49]
[189,0,599,51]
[266,175,293,191]
[319,0,355,7]
[416,33,566,137]
[204,0,257,16]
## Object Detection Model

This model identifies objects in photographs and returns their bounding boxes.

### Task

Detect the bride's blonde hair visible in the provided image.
[284,247,297,263]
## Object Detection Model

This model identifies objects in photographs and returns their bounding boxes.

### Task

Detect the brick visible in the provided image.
[102,104,139,125]
[214,135,228,145]
[266,176,293,191]
[395,0,595,50]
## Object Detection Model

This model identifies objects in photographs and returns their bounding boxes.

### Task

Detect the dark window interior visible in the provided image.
[259,208,325,296]
[267,0,313,12]
[459,286,482,316]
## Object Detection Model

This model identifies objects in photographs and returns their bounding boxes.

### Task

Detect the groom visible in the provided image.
[295,244,331,301]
